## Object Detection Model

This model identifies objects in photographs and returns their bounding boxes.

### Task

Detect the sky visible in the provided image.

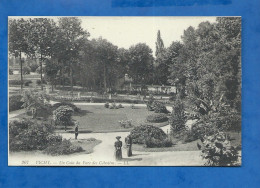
[9,16,217,57]
[80,17,217,56]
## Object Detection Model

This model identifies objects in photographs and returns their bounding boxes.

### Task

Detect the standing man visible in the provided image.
[75,122,79,140]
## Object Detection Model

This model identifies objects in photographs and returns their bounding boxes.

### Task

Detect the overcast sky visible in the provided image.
[10,16,217,57]
[80,17,217,56]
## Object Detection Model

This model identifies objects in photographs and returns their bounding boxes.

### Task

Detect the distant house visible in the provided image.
[115,74,176,94]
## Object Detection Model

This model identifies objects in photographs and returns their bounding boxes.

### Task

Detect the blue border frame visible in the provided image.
[1,0,260,187]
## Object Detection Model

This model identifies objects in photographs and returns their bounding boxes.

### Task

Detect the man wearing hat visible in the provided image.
[114,136,122,160]
[75,122,79,140]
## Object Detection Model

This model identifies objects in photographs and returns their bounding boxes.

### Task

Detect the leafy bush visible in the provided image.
[24,80,32,86]
[52,102,80,113]
[109,102,118,109]
[36,79,47,85]
[118,119,133,128]
[22,90,51,118]
[9,69,13,75]
[9,95,23,112]
[44,139,83,156]
[146,113,168,123]
[9,119,61,151]
[118,104,123,108]
[29,63,39,72]
[145,137,173,148]
[23,66,31,75]
[9,80,22,85]
[104,102,109,108]
[199,132,240,166]
[169,99,186,133]
[130,124,167,144]
[53,105,74,130]
[153,101,169,113]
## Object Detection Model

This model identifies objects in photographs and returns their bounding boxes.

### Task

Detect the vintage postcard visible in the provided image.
[8,16,241,166]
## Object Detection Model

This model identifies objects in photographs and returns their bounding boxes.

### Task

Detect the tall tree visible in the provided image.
[27,18,57,90]
[58,17,89,93]
[9,19,29,90]
[128,43,154,86]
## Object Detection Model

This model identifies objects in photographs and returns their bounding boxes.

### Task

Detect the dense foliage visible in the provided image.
[169,99,187,133]
[9,95,23,112]
[9,119,61,151]
[146,113,168,123]
[130,124,167,144]
[53,105,74,130]
[199,132,240,166]
[52,102,80,113]
[44,139,83,156]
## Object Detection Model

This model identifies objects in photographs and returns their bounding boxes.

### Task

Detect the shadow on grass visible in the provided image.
[74,109,93,117]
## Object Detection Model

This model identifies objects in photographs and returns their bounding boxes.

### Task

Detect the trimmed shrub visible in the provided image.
[52,102,80,113]
[145,137,173,148]
[9,69,13,75]
[118,119,133,128]
[146,113,168,123]
[53,105,74,130]
[104,102,109,108]
[118,104,123,108]
[130,124,167,144]
[9,80,22,85]
[23,66,31,75]
[154,101,169,114]
[36,79,47,85]
[9,95,23,112]
[24,80,32,86]
[29,63,39,72]
[109,102,118,109]
[44,139,83,156]
[169,99,186,133]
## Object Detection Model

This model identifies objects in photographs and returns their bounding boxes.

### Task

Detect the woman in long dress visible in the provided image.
[114,136,122,160]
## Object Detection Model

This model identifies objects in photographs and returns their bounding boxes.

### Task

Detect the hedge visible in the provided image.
[130,124,167,144]
[9,95,23,112]
[146,113,168,123]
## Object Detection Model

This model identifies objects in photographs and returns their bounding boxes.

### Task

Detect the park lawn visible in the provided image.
[72,104,155,133]
[70,138,102,154]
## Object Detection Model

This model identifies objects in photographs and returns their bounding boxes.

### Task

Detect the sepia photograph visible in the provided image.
[8,16,241,166]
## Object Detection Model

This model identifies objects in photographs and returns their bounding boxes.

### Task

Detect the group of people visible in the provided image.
[114,135,133,160]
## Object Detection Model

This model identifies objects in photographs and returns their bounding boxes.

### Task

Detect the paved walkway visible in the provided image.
[8,102,203,166]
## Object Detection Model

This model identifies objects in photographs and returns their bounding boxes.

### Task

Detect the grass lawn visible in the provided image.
[72,104,162,133]
[131,140,199,152]
[68,138,102,155]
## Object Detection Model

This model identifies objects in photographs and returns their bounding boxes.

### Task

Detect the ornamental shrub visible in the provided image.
[53,105,74,130]
[29,63,39,72]
[22,66,31,75]
[130,124,167,144]
[153,101,169,114]
[199,132,240,166]
[9,119,61,151]
[44,139,83,156]
[169,99,187,133]
[145,137,173,148]
[104,102,109,108]
[146,113,168,123]
[52,102,80,113]
[9,95,23,112]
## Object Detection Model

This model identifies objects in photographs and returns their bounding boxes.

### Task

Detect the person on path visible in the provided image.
[125,135,133,157]
[114,136,122,160]
[75,122,79,140]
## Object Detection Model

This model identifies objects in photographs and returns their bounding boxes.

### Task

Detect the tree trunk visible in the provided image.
[40,54,43,90]
[103,64,107,93]
[19,51,23,90]
[70,64,73,96]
